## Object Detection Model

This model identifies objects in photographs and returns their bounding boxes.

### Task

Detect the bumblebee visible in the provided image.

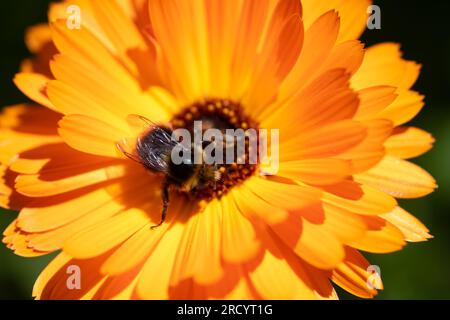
[121,99,259,229]
[124,121,219,229]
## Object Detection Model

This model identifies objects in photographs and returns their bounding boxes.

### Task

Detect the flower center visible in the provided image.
[170,99,259,201]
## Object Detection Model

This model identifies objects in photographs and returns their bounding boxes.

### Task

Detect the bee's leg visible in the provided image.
[151,179,170,230]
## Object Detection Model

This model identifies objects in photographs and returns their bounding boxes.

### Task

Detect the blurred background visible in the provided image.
[0,0,449,300]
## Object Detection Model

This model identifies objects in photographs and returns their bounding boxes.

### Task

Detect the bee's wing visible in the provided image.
[137,125,192,173]
[142,151,171,172]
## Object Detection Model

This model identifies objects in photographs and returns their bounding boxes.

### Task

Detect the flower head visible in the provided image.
[1,0,436,300]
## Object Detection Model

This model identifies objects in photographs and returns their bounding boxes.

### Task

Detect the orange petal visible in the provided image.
[349,216,406,253]
[101,197,186,276]
[355,156,437,199]
[280,120,367,161]
[221,194,261,264]
[229,0,271,100]
[298,202,367,244]
[278,159,352,186]
[245,10,304,117]
[246,231,318,300]
[205,0,244,98]
[383,207,432,242]
[49,54,170,125]
[2,221,48,257]
[15,162,125,197]
[385,127,435,159]
[170,199,223,286]
[136,220,185,299]
[264,70,360,135]
[50,19,136,90]
[149,0,215,101]
[58,115,128,158]
[14,73,55,111]
[277,11,340,102]
[90,0,160,86]
[244,177,321,211]
[35,253,107,300]
[25,177,152,252]
[63,208,152,260]
[352,43,421,91]
[25,23,52,54]
[378,90,425,126]
[301,0,371,42]
[332,247,379,299]
[232,186,288,225]
[354,86,398,120]
[17,186,124,233]
[340,119,394,173]
[33,252,73,299]
[317,40,365,76]
[271,215,346,270]
[322,180,398,216]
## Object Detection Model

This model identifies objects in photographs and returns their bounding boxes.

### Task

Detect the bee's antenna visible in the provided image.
[151,178,170,230]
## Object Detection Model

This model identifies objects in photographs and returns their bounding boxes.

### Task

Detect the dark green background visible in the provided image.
[0,0,449,300]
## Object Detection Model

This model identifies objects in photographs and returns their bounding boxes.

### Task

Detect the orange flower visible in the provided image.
[1,0,436,300]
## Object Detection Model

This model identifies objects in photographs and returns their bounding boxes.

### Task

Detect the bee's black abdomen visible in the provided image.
[168,160,197,186]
